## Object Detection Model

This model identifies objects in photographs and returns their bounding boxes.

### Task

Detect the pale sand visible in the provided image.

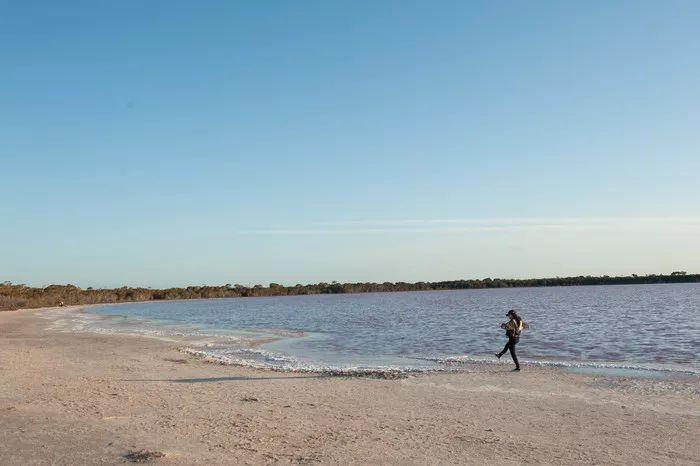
[1,307,698,465]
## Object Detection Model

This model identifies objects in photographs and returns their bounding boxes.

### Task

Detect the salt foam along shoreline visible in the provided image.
[178,344,700,379]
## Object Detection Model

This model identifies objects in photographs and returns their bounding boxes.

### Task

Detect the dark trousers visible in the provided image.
[498,337,520,368]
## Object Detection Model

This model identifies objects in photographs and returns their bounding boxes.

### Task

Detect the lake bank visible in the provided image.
[3,273,699,311]
[1,307,698,464]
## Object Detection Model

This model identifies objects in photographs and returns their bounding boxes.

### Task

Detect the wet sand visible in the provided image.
[1,307,698,465]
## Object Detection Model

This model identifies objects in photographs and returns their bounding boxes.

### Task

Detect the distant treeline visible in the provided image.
[1,272,698,311]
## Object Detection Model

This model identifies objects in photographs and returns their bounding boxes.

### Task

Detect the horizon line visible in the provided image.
[4,270,697,290]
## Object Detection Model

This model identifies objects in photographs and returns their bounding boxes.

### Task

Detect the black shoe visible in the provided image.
[512,367,521,372]
[495,353,501,359]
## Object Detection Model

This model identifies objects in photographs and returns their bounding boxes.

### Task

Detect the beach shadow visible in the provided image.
[124,375,328,383]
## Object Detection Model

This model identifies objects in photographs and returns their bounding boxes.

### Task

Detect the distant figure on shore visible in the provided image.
[58,301,65,307]
[495,309,526,371]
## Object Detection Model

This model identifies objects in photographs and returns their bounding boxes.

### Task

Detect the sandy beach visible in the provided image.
[1,307,698,465]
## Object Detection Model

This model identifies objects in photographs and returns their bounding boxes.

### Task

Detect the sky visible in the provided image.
[2,1,699,288]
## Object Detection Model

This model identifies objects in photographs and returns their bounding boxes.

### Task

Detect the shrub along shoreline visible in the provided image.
[1,272,697,311]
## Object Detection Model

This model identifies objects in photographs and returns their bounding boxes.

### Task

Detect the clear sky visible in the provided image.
[2,1,699,288]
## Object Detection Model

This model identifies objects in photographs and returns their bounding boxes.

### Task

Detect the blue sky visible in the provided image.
[2,1,699,287]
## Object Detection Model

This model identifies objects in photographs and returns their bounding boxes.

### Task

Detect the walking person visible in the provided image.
[496,309,525,371]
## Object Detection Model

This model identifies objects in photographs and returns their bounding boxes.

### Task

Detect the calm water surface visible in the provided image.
[78,283,699,374]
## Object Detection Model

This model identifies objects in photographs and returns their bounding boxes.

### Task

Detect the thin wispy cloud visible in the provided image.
[235,217,700,235]
[317,217,700,226]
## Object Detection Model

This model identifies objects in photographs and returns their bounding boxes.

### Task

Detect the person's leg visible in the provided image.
[496,341,510,358]
[508,339,520,370]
